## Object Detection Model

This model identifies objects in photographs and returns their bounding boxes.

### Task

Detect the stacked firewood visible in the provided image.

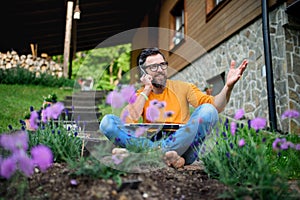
[0,51,63,77]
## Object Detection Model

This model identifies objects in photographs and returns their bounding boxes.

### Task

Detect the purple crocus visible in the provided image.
[250,117,267,131]
[234,109,245,120]
[31,145,53,172]
[281,109,300,120]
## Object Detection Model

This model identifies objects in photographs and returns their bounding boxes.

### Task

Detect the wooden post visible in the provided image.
[63,1,74,78]
[30,43,37,59]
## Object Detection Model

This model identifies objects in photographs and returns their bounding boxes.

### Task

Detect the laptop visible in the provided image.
[124,123,184,141]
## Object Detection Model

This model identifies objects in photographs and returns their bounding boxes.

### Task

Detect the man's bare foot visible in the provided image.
[164,151,185,169]
[112,148,129,155]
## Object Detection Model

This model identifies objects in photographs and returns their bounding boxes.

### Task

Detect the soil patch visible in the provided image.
[1,161,230,200]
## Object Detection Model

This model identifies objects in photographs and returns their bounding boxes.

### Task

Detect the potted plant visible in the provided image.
[24,111,35,131]
[42,93,57,108]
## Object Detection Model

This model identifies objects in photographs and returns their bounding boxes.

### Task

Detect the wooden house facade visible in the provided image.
[130,0,300,134]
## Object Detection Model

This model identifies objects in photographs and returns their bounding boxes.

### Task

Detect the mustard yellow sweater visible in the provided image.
[138,80,214,124]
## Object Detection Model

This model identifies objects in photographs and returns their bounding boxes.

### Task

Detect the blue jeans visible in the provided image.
[99,103,218,164]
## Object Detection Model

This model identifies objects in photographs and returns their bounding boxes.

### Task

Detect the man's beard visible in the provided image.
[152,73,167,88]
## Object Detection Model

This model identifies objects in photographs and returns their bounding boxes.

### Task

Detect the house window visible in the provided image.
[206,0,230,21]
[170,0,185,49]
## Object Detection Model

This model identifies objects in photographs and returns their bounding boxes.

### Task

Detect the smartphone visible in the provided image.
[139,66,147,75]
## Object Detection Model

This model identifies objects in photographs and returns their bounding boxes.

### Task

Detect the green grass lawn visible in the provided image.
[0,84,73,133]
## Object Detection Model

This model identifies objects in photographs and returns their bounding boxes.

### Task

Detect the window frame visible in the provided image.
[169,0,186,50]
[206,0,231,22]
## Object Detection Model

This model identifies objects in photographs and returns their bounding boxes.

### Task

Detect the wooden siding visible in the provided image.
[132,0,278,74]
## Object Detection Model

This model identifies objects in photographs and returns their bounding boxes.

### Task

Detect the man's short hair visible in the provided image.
[137,47,166,67]
[136,47,166,77]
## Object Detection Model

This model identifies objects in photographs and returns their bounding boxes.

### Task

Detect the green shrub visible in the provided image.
[0,66,77,88]
[200,116,300,199]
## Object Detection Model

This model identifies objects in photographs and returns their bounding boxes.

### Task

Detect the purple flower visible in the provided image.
[29,111,39,130]
[250,117,267,131]
[280,141,295,150]
[225,152,230,158]
[295,144,300,150]
[135,127,148,137]
[112,154,123,165]
[115,137,121,143]
[106,90,125,108]
[230,121,237,136]
[234,109,245,120]
[121,109,129,123]
[41,108,48,123]
[31,145,53,172]
[48,102,65,119]
[272,138,286,150]
[0,157,17,179]
[281,109,300,119]
[158,101,166,108]
[16,152,34,177]
[164,111,174,118]
[146,105,160,122]
[120,85,136,104]
[224,118,229,130]
[70,179,78,186]
[222,132,227,137]
[149,100,159,106]
[0,131,28,152]
[238,139,246,147]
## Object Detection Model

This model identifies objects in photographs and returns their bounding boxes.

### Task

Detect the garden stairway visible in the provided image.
[61,90,108,142]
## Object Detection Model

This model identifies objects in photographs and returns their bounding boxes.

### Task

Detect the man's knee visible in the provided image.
[196,104,218,121]
[99,114,115,134]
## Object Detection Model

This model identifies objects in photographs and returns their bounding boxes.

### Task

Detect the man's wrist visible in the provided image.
[143,85,153,94]
[140,92,148,101]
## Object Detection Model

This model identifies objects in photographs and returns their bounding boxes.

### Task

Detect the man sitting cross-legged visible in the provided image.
[100,47,248,168]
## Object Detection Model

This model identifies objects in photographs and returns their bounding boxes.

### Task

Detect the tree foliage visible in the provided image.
[71,44,131,90]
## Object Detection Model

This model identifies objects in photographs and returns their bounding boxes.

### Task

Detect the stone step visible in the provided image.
[64,106,100,112]
[62,99,101,107]
[65,93,106,101]
[61,111,102,121]
[68,90,107,98]
[75,90,108,96]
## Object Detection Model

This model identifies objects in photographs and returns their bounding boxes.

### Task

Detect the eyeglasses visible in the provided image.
[144,61,168,72]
